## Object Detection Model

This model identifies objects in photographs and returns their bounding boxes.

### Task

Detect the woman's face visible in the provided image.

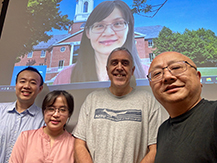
[44,95,69,134]
[86,7,129,56]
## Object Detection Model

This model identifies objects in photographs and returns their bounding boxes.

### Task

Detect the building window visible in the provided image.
[73,45,80,63]
[83,2,88,12]
[60,47,66,52]
[149,53,155,62]
[27,51,33,58]
[41,50,46,58]
[148,39,153,47]
[58,60,64,69]
[39,63,44,66]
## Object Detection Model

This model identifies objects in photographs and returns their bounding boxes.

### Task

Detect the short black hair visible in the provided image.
[16,66,44,86]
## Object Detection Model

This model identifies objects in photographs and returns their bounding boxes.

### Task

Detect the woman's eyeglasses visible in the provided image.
[45,106,68,116]
[90,20,128,34]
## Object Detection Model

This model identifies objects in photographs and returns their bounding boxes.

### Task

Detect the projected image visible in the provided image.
[14,0,217,87]
[54,0,147,84]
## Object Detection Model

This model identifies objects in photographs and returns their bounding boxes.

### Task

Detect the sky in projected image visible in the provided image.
[49,0,217,35]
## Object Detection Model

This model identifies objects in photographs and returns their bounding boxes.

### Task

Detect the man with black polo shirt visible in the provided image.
[148,51,217,163]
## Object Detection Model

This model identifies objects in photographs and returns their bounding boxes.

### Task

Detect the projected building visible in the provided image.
[15,0,163,84]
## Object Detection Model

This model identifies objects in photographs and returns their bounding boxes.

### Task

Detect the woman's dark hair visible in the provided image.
[42,90,74,118]
[70,0,146,82]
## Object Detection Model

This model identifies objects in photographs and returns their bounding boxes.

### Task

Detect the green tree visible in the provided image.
[17,0,73,60]
[153,27,217,66]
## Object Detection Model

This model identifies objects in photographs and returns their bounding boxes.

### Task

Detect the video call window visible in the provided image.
[9,0,217,87]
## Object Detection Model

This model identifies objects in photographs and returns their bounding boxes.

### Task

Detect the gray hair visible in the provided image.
[106,47,135,67]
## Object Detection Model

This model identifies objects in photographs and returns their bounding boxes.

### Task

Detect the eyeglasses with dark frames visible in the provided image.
[147,61,197,82]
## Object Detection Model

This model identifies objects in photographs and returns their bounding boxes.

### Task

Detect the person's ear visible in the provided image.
[196,71,203,87]
[196,71,201,79]
[39,85,43,93]
[68,113,72,118]
[131,66,135,75]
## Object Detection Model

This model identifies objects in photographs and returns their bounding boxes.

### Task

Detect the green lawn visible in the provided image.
[197,67,217,76]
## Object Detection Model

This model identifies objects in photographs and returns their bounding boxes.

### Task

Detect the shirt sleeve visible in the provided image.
[147,96,165,146]
[9,131,27,163]
[72,95,91,141]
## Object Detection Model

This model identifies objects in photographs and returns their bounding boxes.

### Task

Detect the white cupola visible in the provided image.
[74,0,94,23]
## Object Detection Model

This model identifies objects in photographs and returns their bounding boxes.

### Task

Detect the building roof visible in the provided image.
[33,33,72,50]
[134,25,163,39]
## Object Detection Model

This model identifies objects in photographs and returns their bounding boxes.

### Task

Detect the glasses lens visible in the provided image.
[46,107,55,114]
[91,23,105,33]
[149,69,163,82]
[58,107,68,114]
[168,62,187,75]
[112,20,127,31]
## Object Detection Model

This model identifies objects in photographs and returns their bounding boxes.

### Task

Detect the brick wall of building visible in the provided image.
[135,37,147,59]
[15,50,51,67]
[51,45,71,67]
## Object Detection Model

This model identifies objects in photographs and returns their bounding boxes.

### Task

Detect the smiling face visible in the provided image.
[86,7,128,57]
[106,50,135,92]
[44,95,69,135]
[149,52,202,109]
[15,70,43,107]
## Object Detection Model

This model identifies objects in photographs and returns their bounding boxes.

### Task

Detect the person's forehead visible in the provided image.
[17,70,41,80]
[54,95,67,104]
[109,50,132,61]
[150,52,187,70]
[105,7,123,20]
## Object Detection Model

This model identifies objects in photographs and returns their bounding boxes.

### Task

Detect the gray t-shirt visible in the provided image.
[73,88,163,163]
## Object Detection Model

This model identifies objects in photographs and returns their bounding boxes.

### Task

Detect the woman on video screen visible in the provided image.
[53,0,148,84]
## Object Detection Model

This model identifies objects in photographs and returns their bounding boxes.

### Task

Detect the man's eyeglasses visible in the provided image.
[147,61,197,82]
[89,20,128,34]
[45,106,68,116]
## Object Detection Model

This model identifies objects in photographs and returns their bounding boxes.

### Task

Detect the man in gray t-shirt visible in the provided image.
[73,47,163,163]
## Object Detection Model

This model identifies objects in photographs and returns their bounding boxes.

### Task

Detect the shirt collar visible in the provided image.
[7,101,40,116]
[169,99,204,124]
[7,101,16,112]
[26,103,40,116]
